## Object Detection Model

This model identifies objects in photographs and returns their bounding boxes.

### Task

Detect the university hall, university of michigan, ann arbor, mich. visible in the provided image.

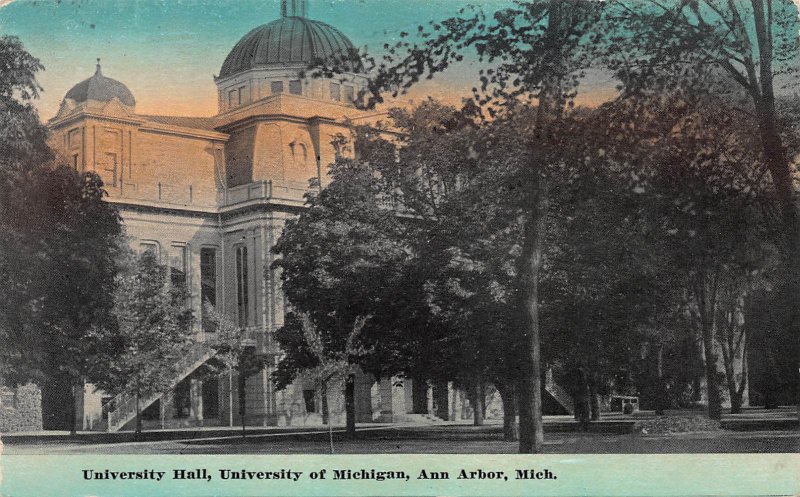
[43,0,482,432]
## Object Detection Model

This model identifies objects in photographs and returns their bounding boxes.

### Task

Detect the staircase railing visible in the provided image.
[102,344,216,432]
[545,368,575,414]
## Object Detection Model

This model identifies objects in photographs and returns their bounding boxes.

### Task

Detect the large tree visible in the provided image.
[0,36,126,432]
[272,159,408,438]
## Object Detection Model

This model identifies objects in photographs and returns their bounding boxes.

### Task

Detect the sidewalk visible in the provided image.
[2,407,796,445]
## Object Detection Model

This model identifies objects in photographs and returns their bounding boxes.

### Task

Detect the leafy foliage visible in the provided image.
[95,252,194,431]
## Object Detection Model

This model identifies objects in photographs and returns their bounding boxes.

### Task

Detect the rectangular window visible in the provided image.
[235,245,249,327]
[271,81,284,94]
[344,85,355,102]
[238,86,246,105]
[104,152,117,187]
[68,128,81,149]
[228,89,237,107]
[72,154,79,170]
[329,82,341,101]
[170,244,188,290]
[200,248,217,332]
[140,242,159,259]
[289,80,302,95]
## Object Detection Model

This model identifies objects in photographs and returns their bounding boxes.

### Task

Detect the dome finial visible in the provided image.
[95,58,102,75]
[281,0,307,18]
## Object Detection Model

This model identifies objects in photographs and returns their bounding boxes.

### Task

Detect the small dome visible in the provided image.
[64,62,136,107]
[219,17,361,79]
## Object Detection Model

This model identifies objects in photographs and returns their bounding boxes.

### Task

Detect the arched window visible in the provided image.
[299,143,308,165]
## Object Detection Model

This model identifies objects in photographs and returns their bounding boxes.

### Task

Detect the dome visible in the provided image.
[219,16,361,79]
[64,62,136,107]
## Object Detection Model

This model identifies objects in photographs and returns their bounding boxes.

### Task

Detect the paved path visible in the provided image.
[3,423,798,454]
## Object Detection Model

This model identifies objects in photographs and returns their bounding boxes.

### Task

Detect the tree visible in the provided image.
[272,160,408,438]
[292,312,369,452]
[609,0,800,418]
[33,168,125,433]
[589,83,779,417]
[96,251,194,436]
[204,302,266,437]
[0,37,127,433]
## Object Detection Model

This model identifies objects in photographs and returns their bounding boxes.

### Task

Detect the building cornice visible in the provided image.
[49,110,229,141]
[107,196,305,222]
[138,123,229,141]
[215,112,344,134]
[49,111,145,130]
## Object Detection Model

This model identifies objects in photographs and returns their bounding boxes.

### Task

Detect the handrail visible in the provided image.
[102,344,215,431]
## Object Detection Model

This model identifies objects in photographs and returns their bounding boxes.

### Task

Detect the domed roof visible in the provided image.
[64,62,136,107]
[219,16,361,79]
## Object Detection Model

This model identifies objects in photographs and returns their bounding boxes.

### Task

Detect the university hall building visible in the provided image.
[44,0,457,431]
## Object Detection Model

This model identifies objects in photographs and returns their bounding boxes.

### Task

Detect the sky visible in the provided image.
[0,0,618,120]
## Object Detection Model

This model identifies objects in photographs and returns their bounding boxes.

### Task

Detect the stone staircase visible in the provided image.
[545,368,575,414]
[102,344,216,432]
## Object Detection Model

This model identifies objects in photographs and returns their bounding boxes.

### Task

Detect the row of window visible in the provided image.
[226,80,357,107]
[139,244,251,330]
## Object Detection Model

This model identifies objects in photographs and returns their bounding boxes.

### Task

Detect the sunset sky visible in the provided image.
[0,0,618,119]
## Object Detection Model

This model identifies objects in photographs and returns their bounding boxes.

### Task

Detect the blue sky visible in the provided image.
[1,0,538,118]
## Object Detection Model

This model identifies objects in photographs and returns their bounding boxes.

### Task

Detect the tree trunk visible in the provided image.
[473,381,485,426]
[574,369,591,430]
[589,380,601,421]
[228,368,234,427]
[238,371,247,439]
[135,392,142,440]
[496,381,518,441]
[722,345,741,415]
[516,180,548,453]
[344,373,356,438]
[701,325,723,420]
[764,351,780,409]
[412,376,428,414]
[655,345,667,415]
[730,389,743,414]
[69,381,79,436]
[732,335,749,415]
[321,381,330,425]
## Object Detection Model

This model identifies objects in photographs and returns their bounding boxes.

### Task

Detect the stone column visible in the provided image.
[433,382,449,420]
[190,378,203,426]
[403,378,414,414]
[354,370,374,423]
[377,378,394,422]
[411,377,428,414]
[159,397,166,429]
[449,383,458,421]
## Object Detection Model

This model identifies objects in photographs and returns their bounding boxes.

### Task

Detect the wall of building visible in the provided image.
[119,208,224,336]
[50,115,226,209]
[216,67,367,113]
[0,384,43,432]
[131,129,222,207]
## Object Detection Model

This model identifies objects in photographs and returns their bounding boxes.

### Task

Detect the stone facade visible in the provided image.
[0,384,43,433]
[44,2,448,432]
